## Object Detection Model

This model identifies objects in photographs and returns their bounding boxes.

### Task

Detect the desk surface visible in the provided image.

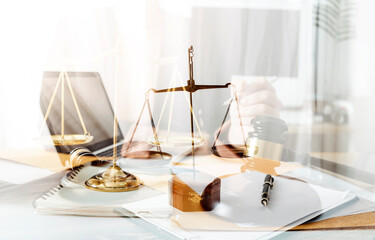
[1,155,375,240]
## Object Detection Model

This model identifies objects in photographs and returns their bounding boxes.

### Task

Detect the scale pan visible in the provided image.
[37,134,94,146]
[211,144,245,159]
[123,150,172,160]
[149,136,205,148]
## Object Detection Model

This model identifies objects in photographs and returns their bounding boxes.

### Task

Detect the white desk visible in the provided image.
[1,159,375,240]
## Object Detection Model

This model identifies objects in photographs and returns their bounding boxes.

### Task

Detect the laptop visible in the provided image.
[40,72,125,167]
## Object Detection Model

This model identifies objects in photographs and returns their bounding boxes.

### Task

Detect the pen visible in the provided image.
[261,174,274,206]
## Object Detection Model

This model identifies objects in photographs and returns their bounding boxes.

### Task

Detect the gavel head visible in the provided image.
[70,147,105,168]
[242,116,288,175]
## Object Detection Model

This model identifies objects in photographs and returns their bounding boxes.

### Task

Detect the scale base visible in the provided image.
[85,165,143,192]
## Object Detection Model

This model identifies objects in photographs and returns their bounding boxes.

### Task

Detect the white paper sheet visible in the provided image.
[0,159,53,184]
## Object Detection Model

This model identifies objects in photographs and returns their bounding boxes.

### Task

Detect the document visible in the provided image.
[120,171,354,239]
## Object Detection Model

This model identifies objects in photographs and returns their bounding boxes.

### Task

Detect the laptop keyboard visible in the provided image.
[97,146,123,157]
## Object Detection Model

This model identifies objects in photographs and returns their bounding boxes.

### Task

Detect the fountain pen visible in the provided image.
[261,174,274,206]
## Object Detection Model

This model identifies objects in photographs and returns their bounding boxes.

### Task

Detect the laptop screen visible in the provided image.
[40,72,123,155]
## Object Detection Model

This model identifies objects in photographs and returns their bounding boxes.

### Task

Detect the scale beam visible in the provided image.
[150,83,231,93]
[150,46,231,94]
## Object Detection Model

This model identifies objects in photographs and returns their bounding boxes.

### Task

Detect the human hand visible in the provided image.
[228,77,282,144]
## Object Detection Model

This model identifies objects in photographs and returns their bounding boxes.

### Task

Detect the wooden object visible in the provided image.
[169,174,221,212]
[291,212,375,231]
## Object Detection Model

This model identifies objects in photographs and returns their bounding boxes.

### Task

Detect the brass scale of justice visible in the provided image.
[41,46,247,192]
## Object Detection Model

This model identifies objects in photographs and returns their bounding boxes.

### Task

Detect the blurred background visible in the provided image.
[1,0,374,176]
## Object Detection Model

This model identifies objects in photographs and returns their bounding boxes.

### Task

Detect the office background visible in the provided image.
[0,0,375,172]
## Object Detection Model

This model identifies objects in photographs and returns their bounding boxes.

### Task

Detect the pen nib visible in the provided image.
[261,199,268,206]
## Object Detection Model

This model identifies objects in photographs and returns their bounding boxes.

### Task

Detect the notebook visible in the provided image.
[33,163,166,217]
